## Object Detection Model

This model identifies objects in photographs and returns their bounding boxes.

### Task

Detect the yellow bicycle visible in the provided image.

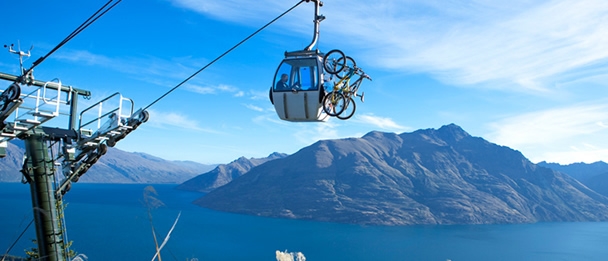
[322,53,371,119]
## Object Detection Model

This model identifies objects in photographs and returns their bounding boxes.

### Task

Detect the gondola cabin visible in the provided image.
[270,50,328,122]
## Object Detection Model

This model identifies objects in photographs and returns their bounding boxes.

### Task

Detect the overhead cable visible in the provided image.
[143,0,306,111]
[27,0,122,74]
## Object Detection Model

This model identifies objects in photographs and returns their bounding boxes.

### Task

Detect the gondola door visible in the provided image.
[271,57,327,122]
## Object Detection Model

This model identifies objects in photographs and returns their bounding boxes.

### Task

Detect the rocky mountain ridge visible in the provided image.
[539,161,608,197]
[0,140,214,183]
[177,152,288,193]
[194,124,608,226]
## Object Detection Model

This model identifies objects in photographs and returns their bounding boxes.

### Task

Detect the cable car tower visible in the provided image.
[0,2,148,260]
[2,0,343,260]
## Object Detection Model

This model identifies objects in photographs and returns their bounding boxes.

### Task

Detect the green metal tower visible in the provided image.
[1,44,148,261]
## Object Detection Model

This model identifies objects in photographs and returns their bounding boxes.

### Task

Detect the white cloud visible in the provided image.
[294,121,341,144]
[53,49,245,97]
[355,113,411,133]
[324,0,608,92]
[244,104,263,112]
[538,144,608,164]
[184,85,215,94]
[168,0,326,40]
[170,0,293,23]
[173,83,243,96]
[54,49,196,81]
[250,89,271,100]
[146,109,220,133]
[486,101,608,164]
[486,102,608,147]
[170,0,608,92]
[53,50,112,66]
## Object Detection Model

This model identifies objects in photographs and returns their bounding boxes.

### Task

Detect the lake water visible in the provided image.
[2,183,608,261]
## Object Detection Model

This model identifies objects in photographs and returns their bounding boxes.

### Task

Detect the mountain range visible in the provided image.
[538,161,608,197]
[193,124,608,226]
[5,123,608,227]
[176,152,288,193]
[0,140,214,183]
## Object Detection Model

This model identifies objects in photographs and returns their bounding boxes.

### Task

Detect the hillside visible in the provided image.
[177,152,288,193]
[539,161,608,197]
[0,140,214,183]
[194,124,608,226]
[537,161,608,182]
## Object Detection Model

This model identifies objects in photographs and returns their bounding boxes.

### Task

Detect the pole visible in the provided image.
[24,131,66,261]
[0,72,90,97]
[304,0,324,51]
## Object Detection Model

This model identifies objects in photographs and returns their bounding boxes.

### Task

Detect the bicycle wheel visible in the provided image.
[337,96,356,120]
[336,56,357,80]
[322,91,346,116]
[323,49,346,75]
[0,83,20,111]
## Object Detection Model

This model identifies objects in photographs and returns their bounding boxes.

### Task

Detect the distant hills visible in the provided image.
[177,152,288,193]
[0,140,215,183]
[5,123,608,227]
[193,124,608,226]
[539,161,608,197]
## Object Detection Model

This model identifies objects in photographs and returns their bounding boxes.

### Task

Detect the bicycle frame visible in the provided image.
[328,67,368,102]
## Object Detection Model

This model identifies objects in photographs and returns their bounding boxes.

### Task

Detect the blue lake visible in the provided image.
[2,182,608,260]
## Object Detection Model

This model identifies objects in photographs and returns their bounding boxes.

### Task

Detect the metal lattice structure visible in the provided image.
[1,42,147,261]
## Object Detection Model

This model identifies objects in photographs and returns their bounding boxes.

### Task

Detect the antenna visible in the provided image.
[3,43,32,82]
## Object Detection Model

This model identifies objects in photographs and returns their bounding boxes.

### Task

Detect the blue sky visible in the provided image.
[2,0,608,165]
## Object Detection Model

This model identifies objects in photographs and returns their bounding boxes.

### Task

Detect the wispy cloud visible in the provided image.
[355,113,411,133]
[485,101,608,163]
[328,0,608,92]
[294,121,341,144]
[146,109,220,133]
[170,0,293,24]
[179,0,608,92]
[52,49,248,97]
[50,51,193,97]
[53,50,196,82]
[184,83,241,96]
[168,0,327,39]
[244,103,264,112]
[486,102,608,146]
[540,144,608,164]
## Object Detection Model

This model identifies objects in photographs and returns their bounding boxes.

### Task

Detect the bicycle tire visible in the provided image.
[323,49,346,75]
[322,91,346,116]
[337,96,356,120]
[0,83,20,111]
[336,56,357,80]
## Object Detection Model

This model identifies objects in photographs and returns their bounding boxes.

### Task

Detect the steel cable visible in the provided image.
[143,0,307,111]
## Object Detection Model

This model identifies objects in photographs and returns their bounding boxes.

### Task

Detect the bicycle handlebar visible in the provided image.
[354,67,372,81]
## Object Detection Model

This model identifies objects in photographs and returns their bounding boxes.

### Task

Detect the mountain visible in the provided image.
[538,161,608,197]
[537,161,608,182]
[177,152,288,193]
[0,140,26,182]
[0,141,215,183]
[194,124,608,226]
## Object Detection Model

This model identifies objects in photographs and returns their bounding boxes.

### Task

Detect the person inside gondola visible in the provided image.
[275,73,290,91]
